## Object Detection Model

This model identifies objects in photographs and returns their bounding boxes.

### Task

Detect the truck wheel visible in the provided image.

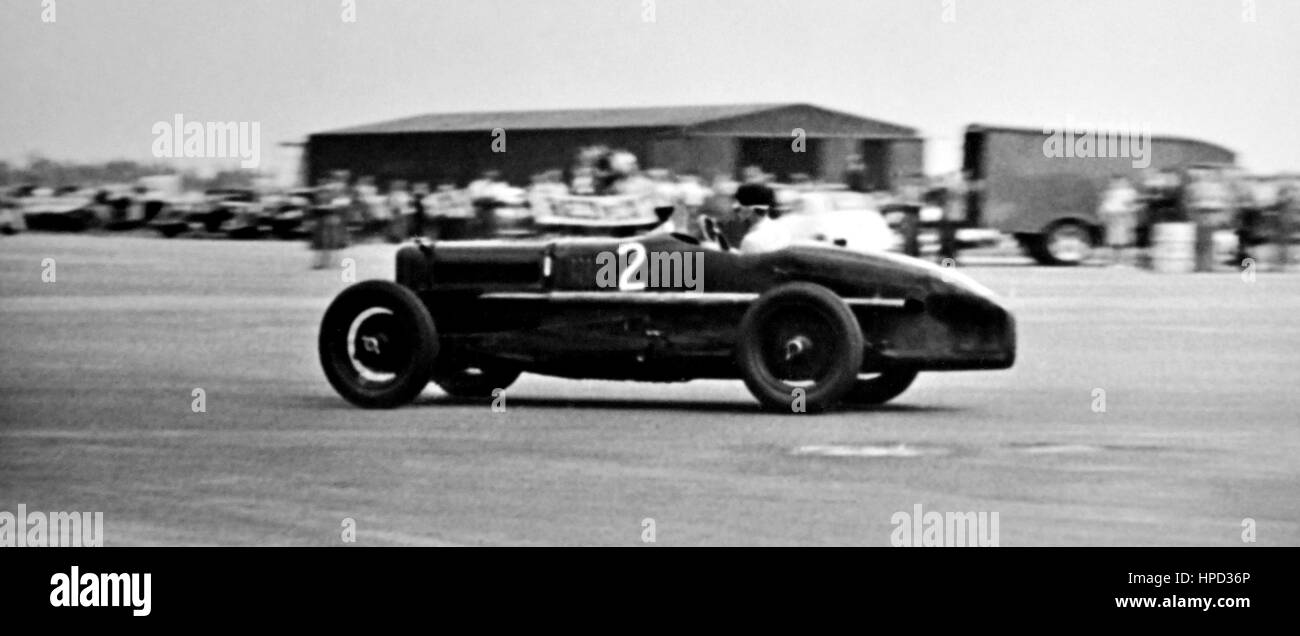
[157,224,186,238]
[1033,221,1093,266]
[432,362,521,398]
[842,370,918,406]
[319,280,439,408]
[735,282,864,413]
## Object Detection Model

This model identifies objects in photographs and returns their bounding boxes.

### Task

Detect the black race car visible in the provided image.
[318,232,1015,412]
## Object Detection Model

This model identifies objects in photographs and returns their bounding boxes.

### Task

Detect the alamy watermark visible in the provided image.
[890,503,999,547]
[50,565,150,616]
[0,504,103,547]
[1042,115,1151,169]
[151,114,261,169]
[596,242,704,291]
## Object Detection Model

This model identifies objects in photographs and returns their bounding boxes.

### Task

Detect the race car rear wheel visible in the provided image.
[319,280,439,408]
[842,370,918,406]
[735,282,864,413]
[432,361,521,398]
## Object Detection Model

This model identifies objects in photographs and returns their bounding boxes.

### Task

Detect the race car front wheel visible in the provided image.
[319,280,439,408]
[735,282,865,413]
[842,370,918,406]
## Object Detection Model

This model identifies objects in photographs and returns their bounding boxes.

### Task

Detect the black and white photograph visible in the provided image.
[0,0,1296,620]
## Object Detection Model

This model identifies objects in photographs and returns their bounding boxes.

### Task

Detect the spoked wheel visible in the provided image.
[319,280,439,408]
[842,369,918,406]
[735,282,864,412]
[432,360,521,398]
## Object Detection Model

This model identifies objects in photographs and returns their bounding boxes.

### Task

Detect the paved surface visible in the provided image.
[1,233,1297,546]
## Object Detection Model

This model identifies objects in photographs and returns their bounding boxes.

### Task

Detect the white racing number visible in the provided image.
[617,242,647,291]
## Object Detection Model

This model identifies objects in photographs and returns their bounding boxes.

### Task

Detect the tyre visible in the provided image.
[735,282,865,412]
[156,224,187,238]
[1031,221,1093,266]
[203,209,232,234]
[431,361,521,398]
[318,280,439,408]
[842,370,918,406]
[227,225,263,240]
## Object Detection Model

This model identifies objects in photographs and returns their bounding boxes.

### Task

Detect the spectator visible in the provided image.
[640,168,679,231]
[1098,175,1139,266]
[570,166,596,195]
[1135,170,1160,263]
[431,181,474,240]
[610,160,653,198]
[598,149,641,195]
[570,146,606,195]
[1235,177,1270,265]
[1273,180,1298,272]
[888,173,927,257]
[467,170,506,238]
[699,173,738,238]
[410,182,430,238]
[937,171,969,263]
[544,170,570,197]
[353,175,385,236]
[385,180,413,242]
[467,170,504,203]
[1184,169,1232,272]
[527,170,568,219]
[310,173,350,270]
[676,173,709,237]
[894,173,926,204]
[843,154,871,193]
[647,169,677,205]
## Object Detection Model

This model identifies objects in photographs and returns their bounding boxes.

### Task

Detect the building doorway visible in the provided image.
[738,137,822,182]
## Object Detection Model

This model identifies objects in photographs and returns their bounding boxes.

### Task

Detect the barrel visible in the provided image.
[1150,222,1196,273]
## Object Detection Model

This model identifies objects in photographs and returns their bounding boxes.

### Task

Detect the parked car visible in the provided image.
[0,193,26,234]
[185,189,267,238]
[774,190,898,253]
[18,186,99,232]
[148,191,206,238]
[259,188,316,239]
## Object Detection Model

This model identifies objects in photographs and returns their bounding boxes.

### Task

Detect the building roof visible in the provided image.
[966,123,1235,155]
[316,103,918,138]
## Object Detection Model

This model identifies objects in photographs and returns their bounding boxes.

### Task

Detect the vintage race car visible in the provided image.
[318,232,1016,412]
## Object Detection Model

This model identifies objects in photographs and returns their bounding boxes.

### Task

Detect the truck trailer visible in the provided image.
[961,124,1235,264]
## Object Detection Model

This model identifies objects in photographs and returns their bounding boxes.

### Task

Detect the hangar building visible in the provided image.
[305,103,923,189]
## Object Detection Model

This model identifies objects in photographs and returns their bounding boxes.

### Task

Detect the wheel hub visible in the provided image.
[352,313,405,374]
[1048,226,1091,262]
[762,307,835,382]
[784,335,813,361]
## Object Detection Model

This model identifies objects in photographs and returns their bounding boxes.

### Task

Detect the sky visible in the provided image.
[1,0,1297,181]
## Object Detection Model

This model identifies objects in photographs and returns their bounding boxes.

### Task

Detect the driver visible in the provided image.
[731,166,793,252]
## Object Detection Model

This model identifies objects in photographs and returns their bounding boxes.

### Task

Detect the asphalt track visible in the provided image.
[1,234,1297,546]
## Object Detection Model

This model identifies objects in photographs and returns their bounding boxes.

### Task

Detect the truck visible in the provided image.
[961,124,1235,265]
